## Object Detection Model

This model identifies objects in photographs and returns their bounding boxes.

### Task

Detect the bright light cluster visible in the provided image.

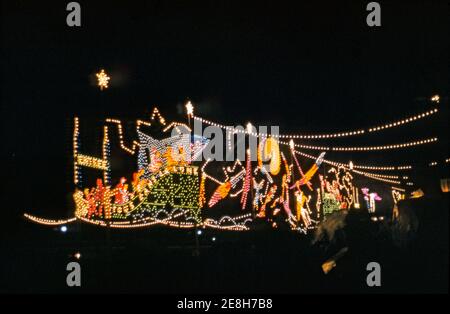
[76,154,108,170]
[185,101,194,117]
[96,69,110,90]
[429,161,437,166]
[318,167,359,215]
[143,169,201,223]
[73,165,201,224]
[137,130,191,176]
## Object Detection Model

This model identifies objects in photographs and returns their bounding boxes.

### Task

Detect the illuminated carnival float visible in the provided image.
[24,100,442,233]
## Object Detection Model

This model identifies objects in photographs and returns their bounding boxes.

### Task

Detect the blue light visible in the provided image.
[60,226,68,232]
[197,229,202,235]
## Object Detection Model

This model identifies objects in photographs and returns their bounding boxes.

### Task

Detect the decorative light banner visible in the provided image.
[25,107,414,233]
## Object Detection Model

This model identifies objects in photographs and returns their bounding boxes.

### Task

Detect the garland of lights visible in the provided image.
[193,107,438,139]
[330,137,438,152]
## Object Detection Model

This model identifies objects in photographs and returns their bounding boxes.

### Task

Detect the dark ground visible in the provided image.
[1,198,447,294]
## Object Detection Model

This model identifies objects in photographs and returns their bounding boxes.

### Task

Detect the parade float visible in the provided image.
[24,95,443,233]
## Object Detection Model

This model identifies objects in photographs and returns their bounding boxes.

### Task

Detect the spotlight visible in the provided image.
[60,226,68,233]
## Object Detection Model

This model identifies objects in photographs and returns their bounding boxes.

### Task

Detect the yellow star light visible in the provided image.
[96,69,110,90]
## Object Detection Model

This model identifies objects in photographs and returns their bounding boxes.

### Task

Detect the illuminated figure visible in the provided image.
[295,191,312,228]
[94,179,105,217]
[114,177,129,204]
[362,188,382,213]
[84,188,96,218]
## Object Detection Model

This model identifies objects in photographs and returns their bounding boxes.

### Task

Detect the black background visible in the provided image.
[0,0,449,294]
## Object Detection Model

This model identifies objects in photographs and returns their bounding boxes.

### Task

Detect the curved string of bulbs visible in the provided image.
[292,149,403,185]
[193,107,438,140]
[277,137,438,152]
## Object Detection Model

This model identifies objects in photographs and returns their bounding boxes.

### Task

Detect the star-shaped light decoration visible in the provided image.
[96,69,110,90]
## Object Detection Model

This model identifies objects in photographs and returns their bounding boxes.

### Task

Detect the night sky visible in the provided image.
[1,1,448,225]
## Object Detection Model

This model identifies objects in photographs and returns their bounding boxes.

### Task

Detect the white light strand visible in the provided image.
[330,137,438,152]
[195,116,438,152]
[293,150,402,185]
[193,107,438,139]
[290,147,412,171]
[105,118,139,154]
[24,214,77,226]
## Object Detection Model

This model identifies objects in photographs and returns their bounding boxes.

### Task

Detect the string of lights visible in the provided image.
[105,118,139,154]
[73,118,111,186]
[330,137,438,152]
[194,116,438,152]
[193,107,438,139]
[104,107,168,155]
[24,212,252,231]
[284,142,415,171]
[277,137,438,152]
[293,150,402,185]
[23,214,77,226]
